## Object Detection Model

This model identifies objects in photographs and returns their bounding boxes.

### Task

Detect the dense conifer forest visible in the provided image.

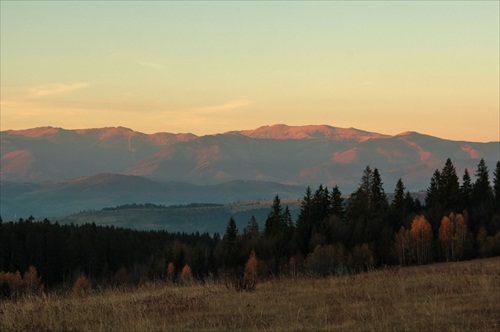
[1,158,499,297]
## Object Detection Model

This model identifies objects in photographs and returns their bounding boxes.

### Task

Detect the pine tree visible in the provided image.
[439,158,460,212]
[296,187,314,255]
[244,216,259,237]
[311,185,331,227]
[222,217,239,269]
[425,169,441,209]
[264,195,288,274]
[264,195,284,237]
[371,168,388,216]
[425,169,442,233]
[472,159,494,234]
[330,185,344,218]
[460,168,473,212]
[473,159,493,205]
[391,178,408,230]
[493,161,500,213]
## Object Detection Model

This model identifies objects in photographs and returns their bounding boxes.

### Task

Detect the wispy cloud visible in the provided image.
[109,49,166,71]
[29,82,89,98]
[135,60,166,71]
[191,99,251,114]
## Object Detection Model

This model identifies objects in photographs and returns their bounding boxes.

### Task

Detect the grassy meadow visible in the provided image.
[1,257,499,331]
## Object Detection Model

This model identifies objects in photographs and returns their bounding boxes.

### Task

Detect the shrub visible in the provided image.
[167,262,176,282]
[243,250,259,291]
[179,264,193,285]
[23,266,42,295]
[72,276,91,297]
[112,266,128,285]
[0,271,23,299]
[305,243,346,276]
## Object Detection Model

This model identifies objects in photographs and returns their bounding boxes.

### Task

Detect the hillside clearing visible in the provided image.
[1,257,499,331]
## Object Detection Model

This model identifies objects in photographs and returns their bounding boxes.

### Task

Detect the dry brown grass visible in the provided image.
[1,257,499,331]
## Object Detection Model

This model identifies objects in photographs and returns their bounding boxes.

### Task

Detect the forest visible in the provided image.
[1,158,499,298]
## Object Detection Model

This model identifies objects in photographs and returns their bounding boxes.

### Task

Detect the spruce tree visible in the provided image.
[371,168,388,216]
[425,169,443,233]
[472,159,494,234]
[439,158,460,212]
[425,169,441,209]
[264,195,288,274]
[330,185,344,218]
[296,187,314,255]
[265,195,284,237]
[391,178,407,230]
[222,217,239,269]
[460,168,473,213]
[493,161,500,213]
[244,216,259,237]
[473,159,493,205]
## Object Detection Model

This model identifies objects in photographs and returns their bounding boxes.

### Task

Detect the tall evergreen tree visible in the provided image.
[425,169,441,209]
[312,185,331,226]
[493,161,500,213]
[425,169,443,233]
[222,217,239,269]
[392,178,406,211]
[296,187,314,255]
[264,195,289,274]
[244,216,259,237]
[265,195,284,237]
[371,168,388,216]
[346,166,387,246]
[473,159,493,205]
[439,158,460,212]
[330,185,344,218]
[472,159,494,234]
[391,178,411,230]
[460,168,473,213]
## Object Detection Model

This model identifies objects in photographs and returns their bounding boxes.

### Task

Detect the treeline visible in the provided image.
[101,202,223,211]
[1,158,499,295]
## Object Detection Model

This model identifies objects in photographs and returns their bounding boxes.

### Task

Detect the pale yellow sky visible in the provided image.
[1,1,499,142]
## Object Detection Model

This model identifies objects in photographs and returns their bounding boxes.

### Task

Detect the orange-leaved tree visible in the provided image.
[243,250,259,291]
[439,213,467,261]
[167,262,176,282]
[410,215,433,264]
[72,275,91,297]
[0,271,23,299]
[180,264,193,285]
[23,265,42,294]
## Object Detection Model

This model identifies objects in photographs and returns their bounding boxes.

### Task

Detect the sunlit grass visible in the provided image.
[1,257,499,331]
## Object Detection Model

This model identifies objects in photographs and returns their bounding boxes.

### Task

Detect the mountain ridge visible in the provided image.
[1,124,498,189]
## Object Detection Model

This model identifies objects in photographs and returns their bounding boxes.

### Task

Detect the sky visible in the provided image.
[1,1,499,142]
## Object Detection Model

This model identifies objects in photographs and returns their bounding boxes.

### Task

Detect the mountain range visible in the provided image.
[1,124,498,220]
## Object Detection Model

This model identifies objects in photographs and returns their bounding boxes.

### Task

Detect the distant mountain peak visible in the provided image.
[228,124,389,142]
[5,126,64,138]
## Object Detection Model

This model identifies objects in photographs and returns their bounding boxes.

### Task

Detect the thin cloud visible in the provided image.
[30,82,89,98]
[135,60,166,71]
[109,49,166,71]
[192,99,251,114]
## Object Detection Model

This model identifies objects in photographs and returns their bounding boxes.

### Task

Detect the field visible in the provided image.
[1,257,499,331]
